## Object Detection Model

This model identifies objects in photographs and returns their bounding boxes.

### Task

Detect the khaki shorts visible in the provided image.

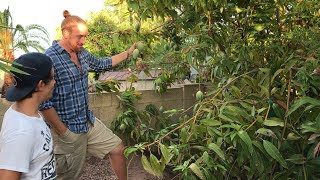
[52,118,122,180]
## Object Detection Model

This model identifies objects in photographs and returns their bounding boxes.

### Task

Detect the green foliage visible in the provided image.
[84,2,163,73]
[154,71,175,94]
[0,58,29,74]
[0,7,49,72]
[102,0,320,179]
[0,8,49,53]
[94,78,121,93]
[111,87,177,145]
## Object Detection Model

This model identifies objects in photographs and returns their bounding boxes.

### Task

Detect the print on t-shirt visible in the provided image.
[41,151,56,179]
[40,126,57,179]
[41,127,51,152]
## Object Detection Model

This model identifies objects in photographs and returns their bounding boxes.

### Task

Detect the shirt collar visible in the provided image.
[51,40,84,55]
[52,40,66,54]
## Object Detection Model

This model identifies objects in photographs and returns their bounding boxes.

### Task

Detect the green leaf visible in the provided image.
[259,68,270,73]
[180,127,188,144]
[308,156,320,166]
[141,154,155,175]
[227,106,251,120]
[150,153,163,177]
[160,143,173,165]
[263,118,284,127]
[230,86,241,98]
[123,147,139,158]
[271,69,283,84]
[192,145,207,152]
[218,113,235,123]
[256,128,276,138]
[189,163,204,180]
[128,1,140,12]
[0,61,30,74]
[252,151,265,174]
[238,130,253,154]
[240,102,253,111]
[200,118,222,126]
[257,107,267,114]
[253,141,268,157]
[283,56,296,72]
[301,122,319,133]
[235,6,243,13]
[287,97,320,117]
[208,143,225,160]
[287,154,306,165]
[263,140,288,168]
[254,24,264,31]
[251,106,256,117]
[220,7,224,13]
[287,132,301,140]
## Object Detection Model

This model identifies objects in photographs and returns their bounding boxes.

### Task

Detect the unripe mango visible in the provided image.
[119,123,126,130]
[132,49,140,59]
[137,42,145,51]
[196,90,204,101]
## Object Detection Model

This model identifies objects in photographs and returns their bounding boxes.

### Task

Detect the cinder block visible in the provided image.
[0,99,11,115]
[111,93,120,107]
[162,99,184,110]
[139,90,159,104]
[160,88,183,101]
[90,107,101,120]
[0,99,12,126]
[183,84,202,100]
[99,107,121,128]
[89,93,112,108]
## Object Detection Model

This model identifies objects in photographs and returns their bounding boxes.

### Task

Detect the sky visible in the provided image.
[0,0,106,51]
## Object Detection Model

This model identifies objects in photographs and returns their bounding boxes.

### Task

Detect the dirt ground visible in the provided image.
[79,155,175,180]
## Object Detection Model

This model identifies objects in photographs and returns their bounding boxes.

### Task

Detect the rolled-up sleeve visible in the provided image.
[81,49,112,72]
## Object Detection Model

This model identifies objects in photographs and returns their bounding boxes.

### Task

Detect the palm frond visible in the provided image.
[25,24,50,39]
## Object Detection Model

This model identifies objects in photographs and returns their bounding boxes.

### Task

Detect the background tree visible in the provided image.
[85,2,168,73]
[0,7,49,96]
[93,0,320,179]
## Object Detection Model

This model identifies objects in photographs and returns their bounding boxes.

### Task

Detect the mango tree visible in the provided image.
[95,0,320,179]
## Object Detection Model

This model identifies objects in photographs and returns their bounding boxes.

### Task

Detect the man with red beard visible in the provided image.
[40,10,136,180]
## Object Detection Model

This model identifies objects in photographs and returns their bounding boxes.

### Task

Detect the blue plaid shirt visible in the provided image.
[39,41,112,133]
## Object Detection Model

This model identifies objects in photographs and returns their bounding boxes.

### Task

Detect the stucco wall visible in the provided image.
[0,84,201,129]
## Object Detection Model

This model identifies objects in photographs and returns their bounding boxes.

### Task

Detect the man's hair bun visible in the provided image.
[63,10,71,18]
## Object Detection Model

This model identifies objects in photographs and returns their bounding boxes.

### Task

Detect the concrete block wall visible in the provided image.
[0,99,12,130]
[0,84,200,128]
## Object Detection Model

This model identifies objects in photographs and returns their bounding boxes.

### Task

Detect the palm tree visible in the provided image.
[0,7,50,97]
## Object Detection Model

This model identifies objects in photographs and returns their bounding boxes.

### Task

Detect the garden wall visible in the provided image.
[0,84,201,129]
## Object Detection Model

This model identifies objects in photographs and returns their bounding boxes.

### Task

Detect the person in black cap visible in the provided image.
[0,52,57,180]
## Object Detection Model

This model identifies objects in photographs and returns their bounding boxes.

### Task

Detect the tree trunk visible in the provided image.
[1,50,14,98]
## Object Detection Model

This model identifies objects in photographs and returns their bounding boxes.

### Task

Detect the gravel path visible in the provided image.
[79,155,174,180]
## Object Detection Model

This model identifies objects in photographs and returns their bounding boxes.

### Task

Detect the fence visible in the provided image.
[0,84,201,129]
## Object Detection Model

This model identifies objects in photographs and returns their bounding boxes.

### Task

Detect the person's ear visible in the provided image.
[33,81,42,92]
[62,29,70,37]
[36,80,47,90]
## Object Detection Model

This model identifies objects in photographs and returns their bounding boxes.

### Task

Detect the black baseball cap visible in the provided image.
[5,52,53,102]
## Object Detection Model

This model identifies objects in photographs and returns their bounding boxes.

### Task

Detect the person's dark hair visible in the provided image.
[61,10,87,32]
